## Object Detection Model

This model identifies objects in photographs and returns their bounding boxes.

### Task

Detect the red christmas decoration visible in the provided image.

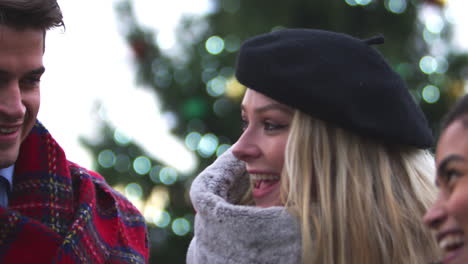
[130,38,148,60]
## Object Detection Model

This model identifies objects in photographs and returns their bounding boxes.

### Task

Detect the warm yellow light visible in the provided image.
[449,80,466,99]
[128,197,144,212]
[113,184,126,196]
[142,186,171,225]
[146,186,170,210]
[225,77,246,100]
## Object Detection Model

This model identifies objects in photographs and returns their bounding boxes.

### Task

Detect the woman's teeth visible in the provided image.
[439,234,464,252]
[249,174,280,181]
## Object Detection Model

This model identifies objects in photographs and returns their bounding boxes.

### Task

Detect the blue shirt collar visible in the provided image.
[0,165,14,191]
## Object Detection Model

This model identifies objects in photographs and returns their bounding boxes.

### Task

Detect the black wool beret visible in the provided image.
[235,28,433,148]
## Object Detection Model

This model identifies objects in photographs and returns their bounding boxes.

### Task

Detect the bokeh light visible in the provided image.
[216,144,231,157]
[197,133,219,158]
[202,68,218,83]
[419,56,438,74]
[425,13,445,34]
[114,154,131,172]
[422,85,440,104]
[345,0,373,6]
[149,165,162,183]
[213,98,233,117]
[185,132,202,151]
[172,218,191,236]
[344,0,358,6]
[207,76,227,97]
[225,77,246,99]
[356,0,372,5]
[436,57,448,74]
[152,186,169,208]
[224,35,241,52]
[133,156,152,175]
[205,36,225,55]
[98,149,116,168]
[125,183,143,200]
[219,67,235,78]
[154,210,171,228]
[183,98,209,119]
[395,63,413,79]
[385,0,407,14]
[423,28,440,45]
[143,186,170,224]
[114,128,132,146]
[159,167,178,185]
[152,62,172,88]
[144,205,161,225]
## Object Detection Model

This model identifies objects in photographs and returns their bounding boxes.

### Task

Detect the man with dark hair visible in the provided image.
[0,1,149,263]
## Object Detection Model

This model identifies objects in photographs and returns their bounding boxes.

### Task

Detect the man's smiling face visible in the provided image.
[0,25,44,168]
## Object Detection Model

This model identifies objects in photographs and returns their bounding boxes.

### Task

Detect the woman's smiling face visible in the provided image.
[424,119,468,264]
[231,89,293,208]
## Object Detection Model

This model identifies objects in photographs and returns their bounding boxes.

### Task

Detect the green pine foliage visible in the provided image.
[80,0,468,262]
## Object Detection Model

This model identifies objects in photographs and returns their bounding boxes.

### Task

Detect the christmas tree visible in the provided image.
[81,0,468,262]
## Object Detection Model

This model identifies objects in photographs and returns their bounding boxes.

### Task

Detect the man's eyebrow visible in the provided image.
[437,154,465,176]
[0,67,45,76]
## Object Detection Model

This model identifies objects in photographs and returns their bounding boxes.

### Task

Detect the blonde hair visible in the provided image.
[282,111,440,264]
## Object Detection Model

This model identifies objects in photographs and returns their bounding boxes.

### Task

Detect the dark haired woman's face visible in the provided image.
[424,120,468,264]
[232,89,293,208]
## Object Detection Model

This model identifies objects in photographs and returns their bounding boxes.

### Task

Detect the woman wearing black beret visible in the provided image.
[187,29,440,264]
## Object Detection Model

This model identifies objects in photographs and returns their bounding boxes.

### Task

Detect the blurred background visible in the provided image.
[39,0,468,262]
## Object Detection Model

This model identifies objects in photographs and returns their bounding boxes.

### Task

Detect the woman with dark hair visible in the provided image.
[188,28,440,264]
[424,94,468,264]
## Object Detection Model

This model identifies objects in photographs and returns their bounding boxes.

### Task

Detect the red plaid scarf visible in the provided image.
[0,122,149,263]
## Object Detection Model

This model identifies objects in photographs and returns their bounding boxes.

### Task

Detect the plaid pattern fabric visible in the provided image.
[0,122,149,263]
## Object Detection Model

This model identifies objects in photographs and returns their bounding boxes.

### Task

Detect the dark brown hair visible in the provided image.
[0,0,64,30]
[441,94,468,130]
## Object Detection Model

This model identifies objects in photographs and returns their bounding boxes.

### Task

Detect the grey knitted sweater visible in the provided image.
[186,150,301,264]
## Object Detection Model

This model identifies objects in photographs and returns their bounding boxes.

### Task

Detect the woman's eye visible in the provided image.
[263,122,287,131]
[241,119,248,131]
[446,169,461,186]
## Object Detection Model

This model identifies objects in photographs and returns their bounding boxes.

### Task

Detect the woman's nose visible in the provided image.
[231,131,261,162]
[423,197,447,230]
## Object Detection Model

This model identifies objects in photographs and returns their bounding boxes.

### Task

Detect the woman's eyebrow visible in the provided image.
[437,154,465,176]
[254,103,293,114]
[240,103,293,115]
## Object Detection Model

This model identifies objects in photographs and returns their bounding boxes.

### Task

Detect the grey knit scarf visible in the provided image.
[187,150,301,264]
